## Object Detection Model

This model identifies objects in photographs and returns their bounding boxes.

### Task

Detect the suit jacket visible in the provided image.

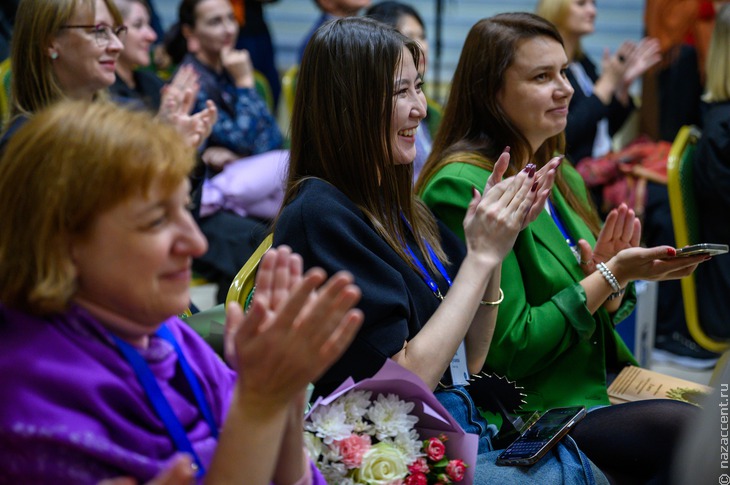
[274,178,466,397]
[421,157,637,413]
[566,56,635,164]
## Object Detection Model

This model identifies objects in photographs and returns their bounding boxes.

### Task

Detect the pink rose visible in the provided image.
[404,472,428,485]
[446,459,467,482]
[408,457,429,474]
[335,434,372,468]
[426,436,446,462]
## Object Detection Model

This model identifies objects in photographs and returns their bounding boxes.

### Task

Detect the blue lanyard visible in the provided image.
[401,216,453,300]
[547,199,581,262]
[110,324,219,477]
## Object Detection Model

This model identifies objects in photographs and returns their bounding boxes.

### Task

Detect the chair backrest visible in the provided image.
[281,64,299,121]
[226,233,273,310]
[0,57,11,129]
[254,69,275,113]
[667,125,729,353]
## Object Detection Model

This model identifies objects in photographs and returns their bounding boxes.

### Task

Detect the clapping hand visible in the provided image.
[158,66,218,148]
[224,245,363,405]
[577,203,641,276]
[620,37,661,87]
[464,153,538,262]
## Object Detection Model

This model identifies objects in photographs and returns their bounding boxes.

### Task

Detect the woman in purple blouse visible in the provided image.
[0,100,363,485]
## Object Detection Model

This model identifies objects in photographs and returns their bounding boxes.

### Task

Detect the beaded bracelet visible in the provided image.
[596,262,621,293]
[607,288,626,301]
[480,288,504,306]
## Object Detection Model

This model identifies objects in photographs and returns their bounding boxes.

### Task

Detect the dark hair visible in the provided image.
[365,1,425,32]
[281,17,447,272]
[417,12,601,234]
[165,0,203,64]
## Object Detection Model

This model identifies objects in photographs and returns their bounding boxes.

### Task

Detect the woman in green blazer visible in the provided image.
[418,13,705,482]
[418,12,704,414]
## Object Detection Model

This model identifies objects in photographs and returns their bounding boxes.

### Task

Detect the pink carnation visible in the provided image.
[334,434,371,468]
[408,457,430,474]
[404,472,428,485]
[446,459,467,482]
[426,436,446,462]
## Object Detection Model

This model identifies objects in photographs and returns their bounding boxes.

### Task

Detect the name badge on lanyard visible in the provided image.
[402,215,469,387]
[450,341,470,386]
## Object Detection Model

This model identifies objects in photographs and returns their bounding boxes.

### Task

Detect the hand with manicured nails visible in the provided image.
[607,245,706,289]
[463,153,538,264]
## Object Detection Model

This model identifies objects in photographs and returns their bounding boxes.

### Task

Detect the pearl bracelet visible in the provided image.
[480,288,504,306]
[596,262,621,293]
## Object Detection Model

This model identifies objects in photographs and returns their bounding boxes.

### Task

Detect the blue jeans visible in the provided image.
[435,386,608,485]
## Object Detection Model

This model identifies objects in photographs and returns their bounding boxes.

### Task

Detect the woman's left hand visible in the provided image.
[464,157,537,262]
[523,155,562,228]
[577,203,641,276]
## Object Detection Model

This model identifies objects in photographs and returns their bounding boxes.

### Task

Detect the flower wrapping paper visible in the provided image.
[306,359,479,484]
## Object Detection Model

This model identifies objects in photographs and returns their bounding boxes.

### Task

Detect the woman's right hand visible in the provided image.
[462,153,537,263]
[226,246,364,408]
[221,46,255,89]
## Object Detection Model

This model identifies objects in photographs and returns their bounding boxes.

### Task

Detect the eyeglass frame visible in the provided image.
[59,23,128,47]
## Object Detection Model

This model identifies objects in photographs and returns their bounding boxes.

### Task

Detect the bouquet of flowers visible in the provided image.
[304,360,478,484]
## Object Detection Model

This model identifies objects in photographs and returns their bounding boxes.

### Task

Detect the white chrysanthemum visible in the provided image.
[303,431,324,461]
[320,462,348,483]
[366,394,419,441]
[306,402,353,444]
[393,429,424,464]
[322,443,343,464]
[338,390,373,433]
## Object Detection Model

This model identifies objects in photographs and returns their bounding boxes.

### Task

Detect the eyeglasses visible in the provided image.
[60,23,128,47]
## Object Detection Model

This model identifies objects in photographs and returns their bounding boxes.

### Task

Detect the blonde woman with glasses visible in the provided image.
[1,0,215,151]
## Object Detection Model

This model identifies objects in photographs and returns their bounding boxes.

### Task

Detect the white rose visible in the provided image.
[355,442,409,484]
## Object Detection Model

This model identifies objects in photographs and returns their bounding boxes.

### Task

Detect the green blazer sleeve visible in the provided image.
[421,159,637,412]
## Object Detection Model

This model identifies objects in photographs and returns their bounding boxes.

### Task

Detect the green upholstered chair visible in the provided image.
[667,125,730,354]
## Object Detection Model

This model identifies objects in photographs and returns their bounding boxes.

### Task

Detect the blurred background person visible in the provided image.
[691,3,730,341]
[297,0,371,62]
[1,0,125,147]
[167,0,286,303]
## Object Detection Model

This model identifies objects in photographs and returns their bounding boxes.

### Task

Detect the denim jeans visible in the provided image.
[435,386,608,485]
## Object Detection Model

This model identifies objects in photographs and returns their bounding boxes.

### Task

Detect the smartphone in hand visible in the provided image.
[673,243,729,258]
[496,406,586,466]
